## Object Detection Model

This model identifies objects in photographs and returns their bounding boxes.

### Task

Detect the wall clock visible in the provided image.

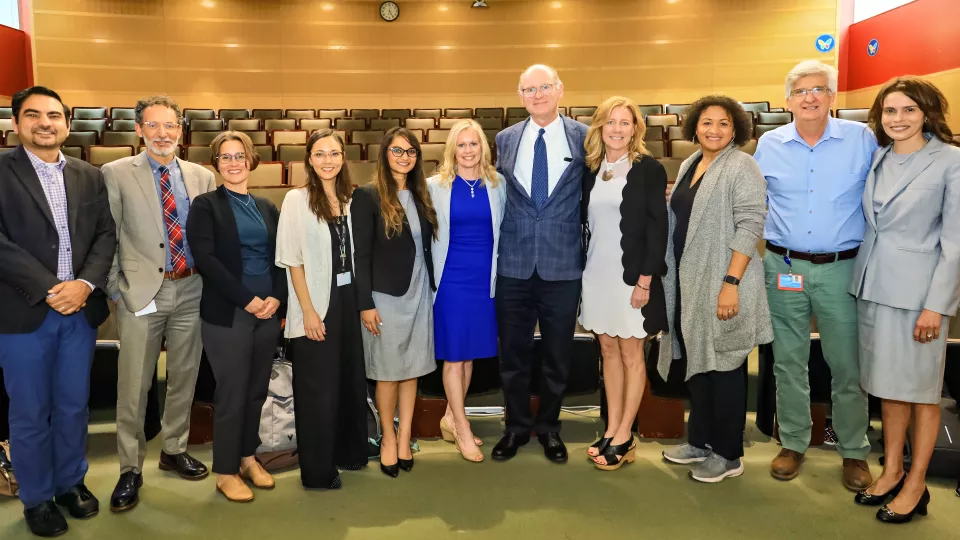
[380,2,400,22]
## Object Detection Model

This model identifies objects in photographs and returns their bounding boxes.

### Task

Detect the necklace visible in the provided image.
[226,188,251,205]
[891,150,918,165]
[461,177,481,198]
[601,153,629,181]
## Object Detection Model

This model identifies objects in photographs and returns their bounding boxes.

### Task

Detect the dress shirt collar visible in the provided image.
[24,147,67,172]
[782,116,844,147]
[524,113,565,139]
[145,152,180,174]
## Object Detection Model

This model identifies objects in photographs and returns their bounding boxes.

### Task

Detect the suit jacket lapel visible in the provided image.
[10,146,56,227]
[879,137,941,213]
[132,152,164,236]
[177,157,203,201]
[686,145,734,241]
[863,146,889,230]
[64,159,82,240]
[505,119,532,203]
[542,116,583,208]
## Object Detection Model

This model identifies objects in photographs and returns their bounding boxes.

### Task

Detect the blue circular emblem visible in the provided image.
[868,39,880,56]
[815,34,835,53]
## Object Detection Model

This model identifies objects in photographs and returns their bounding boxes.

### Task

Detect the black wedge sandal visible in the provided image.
[594,437,637,471]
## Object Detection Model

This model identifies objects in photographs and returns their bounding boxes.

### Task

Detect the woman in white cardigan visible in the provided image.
[275,129,368,490]
[427,119,506,463]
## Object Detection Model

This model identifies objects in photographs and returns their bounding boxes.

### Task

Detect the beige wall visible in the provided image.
[33,0,837,111]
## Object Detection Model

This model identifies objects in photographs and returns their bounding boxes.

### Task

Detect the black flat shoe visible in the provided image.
[855,475,905,506]
[110,471,142,513]
[159,451,209,480]
[491,432,530,461]
[24,501,67,537]
[537,432,568,464]
[54,484,99,519]
[588,437,613,459]
[398,458,414,472]
[877,488,930,524]
[380,462,399,478]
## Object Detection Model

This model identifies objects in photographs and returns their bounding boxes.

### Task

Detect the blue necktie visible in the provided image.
[531,128,548,210]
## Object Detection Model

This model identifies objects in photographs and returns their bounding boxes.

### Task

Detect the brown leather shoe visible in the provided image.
[842,458,873,491]
[240,461,275,489]
[216,474,254,502]
[770,448,804,480]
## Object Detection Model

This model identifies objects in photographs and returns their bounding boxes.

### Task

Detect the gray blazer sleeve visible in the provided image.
[727,155,767,257]
[924,158,960,315]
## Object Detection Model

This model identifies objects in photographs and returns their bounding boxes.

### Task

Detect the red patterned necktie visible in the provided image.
[158,166,188,274]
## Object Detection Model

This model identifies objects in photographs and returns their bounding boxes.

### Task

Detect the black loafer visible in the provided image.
[110,471,142,513]
[491,432,530,461]
[538,432,568,463]
[159,451,209,480]
[24,501,68,537]
[54,484,99,519]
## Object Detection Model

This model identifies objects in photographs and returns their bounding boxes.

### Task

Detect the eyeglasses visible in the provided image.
[141,121,182,131]
[216,153,246,164]
[389,146,419,158]
[311,151,343,160]
[518,83,558,98]
[790,86,831,98]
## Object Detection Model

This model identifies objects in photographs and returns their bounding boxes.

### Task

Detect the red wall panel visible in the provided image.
[0,24,29,98]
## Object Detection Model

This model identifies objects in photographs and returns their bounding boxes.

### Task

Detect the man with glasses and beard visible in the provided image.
[101,96,215,513]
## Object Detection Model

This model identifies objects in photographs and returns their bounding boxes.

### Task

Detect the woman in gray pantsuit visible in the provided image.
[850,77,960,524]
[352,127,438,478]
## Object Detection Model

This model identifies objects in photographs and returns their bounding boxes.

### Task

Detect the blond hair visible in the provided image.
[435,120,500,188]
[584,96,648,171]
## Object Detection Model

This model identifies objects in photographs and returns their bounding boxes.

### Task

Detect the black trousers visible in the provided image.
[687,362,748,461]
[496,271,582,435]
[202,309,281,475]
[291,282,368,488]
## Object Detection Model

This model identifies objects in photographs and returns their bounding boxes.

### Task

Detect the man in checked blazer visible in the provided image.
[101,95,215,513]
[491,65,589,463]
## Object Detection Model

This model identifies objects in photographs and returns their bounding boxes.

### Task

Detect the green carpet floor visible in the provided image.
[1,412,957,540]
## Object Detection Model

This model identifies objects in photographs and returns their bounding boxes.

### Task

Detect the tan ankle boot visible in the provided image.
[216,475,254,502]
[241,461,275,489]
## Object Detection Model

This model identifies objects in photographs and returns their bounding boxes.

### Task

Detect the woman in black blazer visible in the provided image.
[186,131,286,502]
[352,127,438,477]
[579,96,668,471]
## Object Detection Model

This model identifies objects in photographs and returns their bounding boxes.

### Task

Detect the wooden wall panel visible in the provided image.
[32,0,839,111]
[840,67,960,132]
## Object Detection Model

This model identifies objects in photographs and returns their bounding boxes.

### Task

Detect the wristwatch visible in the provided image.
[722,275,741,286]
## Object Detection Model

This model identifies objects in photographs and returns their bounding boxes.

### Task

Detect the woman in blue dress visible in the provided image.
[428,119,506,463]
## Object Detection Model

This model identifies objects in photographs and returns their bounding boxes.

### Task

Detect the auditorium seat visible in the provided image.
[65,131,98,147]
[249,186,292,208]
[837,108,869,122]
[638,104,664,119]
[381,109,411,120]
[4,131,19,146]
[414,108,441,119]
[754,124,780,138]
[438,118,461,129]
[61,146,85,160]
[88,145,134,166]
[666,125,683,140]
[103,131,139,147]
[286,109,316,120]
[299,118,333,133]
[243,131,268,145]
[658,158,683,183]
[0,107,14,119]
[189,119,223,132]
[769,107,786,112]
[366,143,380,159]
[335,118,367,134]
[369,118,400,131]
[218,109,250,121]
[407,129,423,142]
[71,119,107,142]
[475,117,503,130]
[0,145,15,154]
[288,161,306,186]
[351,130,384,146]
[73,107,107,119]
[254,144,274,163]
[264,118,297,132]
[183,109,216,126]
[740,101,771,116]
[483,129,499,143]
[664,104,688,117]
[110,119,136,131]
[252,109,283,120]
[420,143,444,162]
[758,111,793,124]
[646,114,679,128]
[227,118,261,131]
[184,145,212,164]
[475,107,504,119]
[741,139,758,156]
[569,106,597,118]
[426,129,450,143]
[249,162,285,186]
[345,143,362,161]
[644,125,664,141]
[272,130,307,149]
[423,160,439,177]
[575,115,592,126]
[506,107,527,118]
[347,161,377,185]
[277,144,306,164]
[0,119,11,132]
[645,140,665,158]
[317,109,348,120]
[335,130,347,143]
[405,118,435,131]
[669,140,698,159]
[443,108,473,119]
[190,131,220,146]
[350,109,380,120]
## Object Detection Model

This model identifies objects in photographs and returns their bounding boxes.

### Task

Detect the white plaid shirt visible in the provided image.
[25,148,75,282]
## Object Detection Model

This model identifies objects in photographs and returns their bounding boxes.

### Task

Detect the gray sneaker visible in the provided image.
[689,453,744,483]
[662,443,711,464]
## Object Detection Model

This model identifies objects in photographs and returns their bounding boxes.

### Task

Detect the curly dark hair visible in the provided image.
[680,95,753,147]
[868,76,957,148]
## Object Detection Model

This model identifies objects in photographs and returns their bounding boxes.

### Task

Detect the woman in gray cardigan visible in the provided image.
[657,96,773,483]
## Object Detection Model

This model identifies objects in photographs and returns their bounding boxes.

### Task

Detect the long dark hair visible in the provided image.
[374,127,438,239]
[304,129,354,222]
[868,76,957,148]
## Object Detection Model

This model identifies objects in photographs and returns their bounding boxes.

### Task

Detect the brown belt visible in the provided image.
[766,242,858,265]
[163,268,199,280]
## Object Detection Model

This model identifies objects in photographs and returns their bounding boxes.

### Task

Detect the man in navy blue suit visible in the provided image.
[492,65,588,463]
[0,86,116,537]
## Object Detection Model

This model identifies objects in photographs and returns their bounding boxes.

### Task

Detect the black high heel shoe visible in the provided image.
[594,436,636,471]
[587,437,613,460]
[380,462,399,478]
[855,475,905,506]
[398,458,414,472]
[877,488,930,524]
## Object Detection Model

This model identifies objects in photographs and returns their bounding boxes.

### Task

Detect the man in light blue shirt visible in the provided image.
[754,60,878,491]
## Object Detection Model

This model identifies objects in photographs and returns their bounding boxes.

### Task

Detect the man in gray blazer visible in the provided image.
[102,96,216,512]
[491,64,588,463]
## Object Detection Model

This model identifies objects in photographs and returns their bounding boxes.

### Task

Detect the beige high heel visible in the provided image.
[441,416,483,446]
[454,429,484,463]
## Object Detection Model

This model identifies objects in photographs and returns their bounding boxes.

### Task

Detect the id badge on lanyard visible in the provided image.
[777,254,804,291]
